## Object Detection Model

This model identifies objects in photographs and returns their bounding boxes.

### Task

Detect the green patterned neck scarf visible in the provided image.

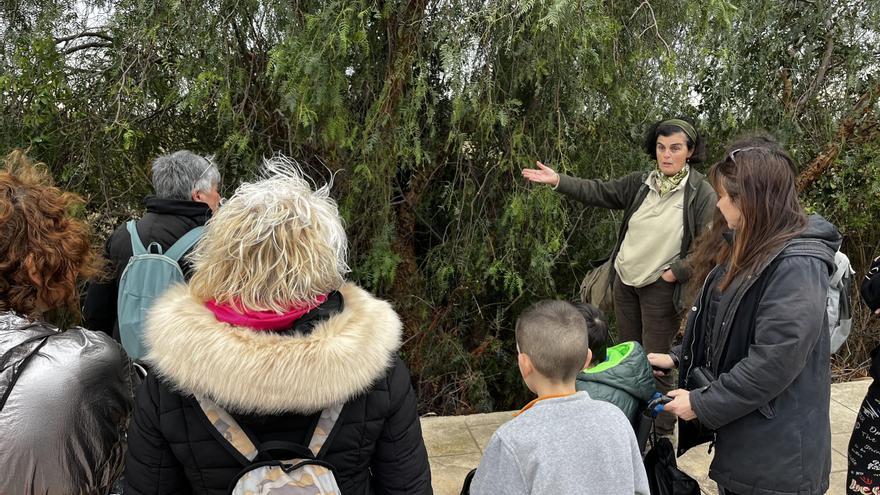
[652,165,689,195]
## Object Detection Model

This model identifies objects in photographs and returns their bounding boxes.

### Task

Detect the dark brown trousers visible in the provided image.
[613,272,680,434]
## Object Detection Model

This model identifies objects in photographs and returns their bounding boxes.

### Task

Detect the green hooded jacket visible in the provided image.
[575,341,656,426]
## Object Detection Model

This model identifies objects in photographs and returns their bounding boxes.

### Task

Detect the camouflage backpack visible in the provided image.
[196,395,343,494]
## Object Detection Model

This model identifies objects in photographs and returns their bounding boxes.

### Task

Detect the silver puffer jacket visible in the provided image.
[0,312,134,495]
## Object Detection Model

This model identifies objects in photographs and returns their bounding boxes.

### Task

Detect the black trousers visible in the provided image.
[613,272,680,434]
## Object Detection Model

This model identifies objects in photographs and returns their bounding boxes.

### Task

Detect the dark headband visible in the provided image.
[660,119,697,143]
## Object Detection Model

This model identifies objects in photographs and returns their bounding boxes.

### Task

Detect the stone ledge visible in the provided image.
[422,379,872,495]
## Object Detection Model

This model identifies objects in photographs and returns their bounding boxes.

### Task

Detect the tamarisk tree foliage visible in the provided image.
[2,0,879,413]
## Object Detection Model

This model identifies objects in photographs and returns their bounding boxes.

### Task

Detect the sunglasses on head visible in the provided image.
[727,146,763,164]
[196,157,215,183]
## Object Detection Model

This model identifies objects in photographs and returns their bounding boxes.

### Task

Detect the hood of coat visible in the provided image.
[144,283,402,415]
[778,214,840,270]
[577,341,656,402]
[722,215,839,272]
[797,214,842,250]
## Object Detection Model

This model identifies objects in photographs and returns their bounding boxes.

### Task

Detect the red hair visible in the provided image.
[0,150,102,317]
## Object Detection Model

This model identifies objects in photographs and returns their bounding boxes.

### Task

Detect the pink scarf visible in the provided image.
[205,294,328,331]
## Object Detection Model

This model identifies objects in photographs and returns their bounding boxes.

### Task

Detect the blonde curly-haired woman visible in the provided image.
[124,159,432,494]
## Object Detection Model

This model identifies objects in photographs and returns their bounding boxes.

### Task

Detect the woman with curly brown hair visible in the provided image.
[0,150,134,495]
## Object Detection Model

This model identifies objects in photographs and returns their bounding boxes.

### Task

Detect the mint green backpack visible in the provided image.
[117,220,203,360]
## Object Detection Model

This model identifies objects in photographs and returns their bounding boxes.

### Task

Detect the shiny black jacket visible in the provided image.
[0,313,134,494]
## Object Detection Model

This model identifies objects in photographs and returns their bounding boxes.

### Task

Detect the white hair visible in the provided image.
[188,156,349,312]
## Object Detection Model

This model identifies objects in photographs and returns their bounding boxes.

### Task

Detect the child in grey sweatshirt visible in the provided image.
[470,300,649,495]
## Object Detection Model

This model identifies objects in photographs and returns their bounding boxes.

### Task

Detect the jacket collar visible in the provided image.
[515,392,579,416]
[0,313,60,406]
[144,196,213,222]
[144,283,402,414]
[685,167,705,190]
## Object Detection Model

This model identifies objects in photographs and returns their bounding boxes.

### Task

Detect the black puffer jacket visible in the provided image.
[676,215,839,495]
[0,312,134,495]
[124,283,432,494]
[83,197,212,339]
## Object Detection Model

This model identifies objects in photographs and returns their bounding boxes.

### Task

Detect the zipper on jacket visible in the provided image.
[684,265,719,389]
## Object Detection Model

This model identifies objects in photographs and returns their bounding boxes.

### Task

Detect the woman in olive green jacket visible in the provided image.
[523,117,716,434]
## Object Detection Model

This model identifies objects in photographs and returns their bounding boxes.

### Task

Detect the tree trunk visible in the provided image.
[796,82,880,192]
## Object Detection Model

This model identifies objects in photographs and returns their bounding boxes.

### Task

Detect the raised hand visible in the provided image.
[522,161,560,187]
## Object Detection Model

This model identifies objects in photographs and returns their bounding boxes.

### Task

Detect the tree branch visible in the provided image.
[628,0,671,54]
[54,31,114,44]
[793,33,835,115]
[62,42,113,55]
[797,80,880,192]
[779,67,793,113]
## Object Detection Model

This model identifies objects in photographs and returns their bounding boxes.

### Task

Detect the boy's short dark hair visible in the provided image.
[573,302,609,364]
[515,300,590,382]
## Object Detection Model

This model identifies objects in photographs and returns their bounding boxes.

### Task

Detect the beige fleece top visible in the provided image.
[614,172,687,287]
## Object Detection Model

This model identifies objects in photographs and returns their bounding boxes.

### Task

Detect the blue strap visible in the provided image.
[126,220,148,255]
[164,226,205,262]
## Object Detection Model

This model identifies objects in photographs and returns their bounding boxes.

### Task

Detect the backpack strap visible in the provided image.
[0,331,54,412]
[126,220,148,256]
[194,395,259,463]
[164,226,205,263]
[195,394,343,463]
[251,405,344,461]
[830,251,852,286]
[307,403,344,458]
[257,440,316,460]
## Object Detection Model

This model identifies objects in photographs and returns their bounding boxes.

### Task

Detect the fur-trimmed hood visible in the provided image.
[144,283,402,415]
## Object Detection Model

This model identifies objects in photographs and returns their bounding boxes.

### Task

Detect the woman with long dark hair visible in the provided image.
[649,135,836,494]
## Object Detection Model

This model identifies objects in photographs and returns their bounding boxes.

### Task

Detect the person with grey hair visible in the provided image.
[84,150,221,340]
